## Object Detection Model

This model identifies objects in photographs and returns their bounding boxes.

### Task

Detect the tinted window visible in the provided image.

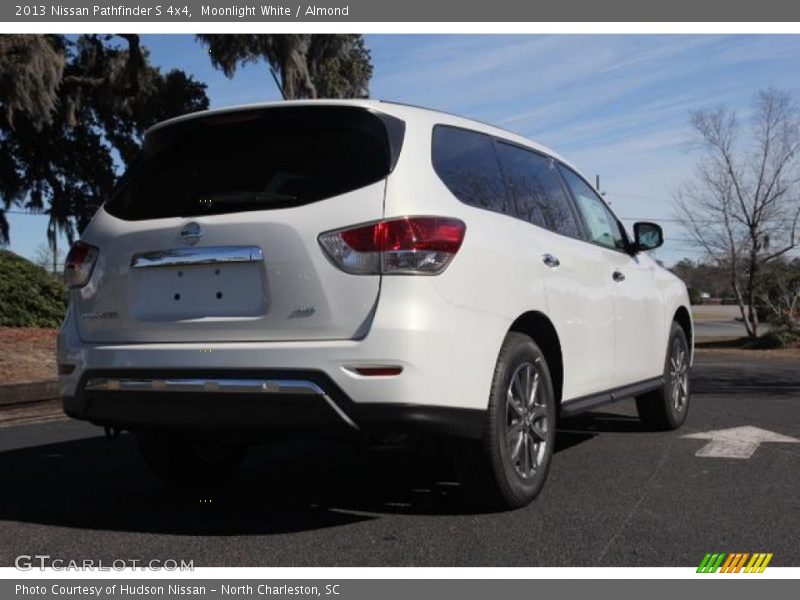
[493,143,547,227]
[432,126,508,215]
[559,166,627,250]
[495,142,580,236]
[105,106,401,220]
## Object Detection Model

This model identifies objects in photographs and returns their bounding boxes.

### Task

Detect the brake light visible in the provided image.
[64,242,99,288]
[319,216,466,275]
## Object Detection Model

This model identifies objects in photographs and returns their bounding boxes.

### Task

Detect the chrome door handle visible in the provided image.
[542,254,560,268]
[612,270,626,282]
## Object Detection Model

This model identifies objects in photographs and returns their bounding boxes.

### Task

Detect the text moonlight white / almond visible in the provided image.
[200,5,350,17]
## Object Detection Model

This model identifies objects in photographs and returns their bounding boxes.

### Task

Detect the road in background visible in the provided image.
[691,305,768,340]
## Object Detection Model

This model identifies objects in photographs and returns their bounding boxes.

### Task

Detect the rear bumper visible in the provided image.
[58,277,509,439]
[63,369,484,439]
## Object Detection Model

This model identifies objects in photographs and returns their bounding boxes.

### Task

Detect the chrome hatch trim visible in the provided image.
[130,246,264,269]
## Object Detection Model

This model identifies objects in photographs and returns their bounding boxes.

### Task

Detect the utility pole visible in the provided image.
[595,174,608,200]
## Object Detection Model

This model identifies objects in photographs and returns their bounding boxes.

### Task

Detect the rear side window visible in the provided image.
[495,142,579,233]
[433,126,581,238]
[432,126,508,215]
[516,152,581,239]
[105,106,402,220]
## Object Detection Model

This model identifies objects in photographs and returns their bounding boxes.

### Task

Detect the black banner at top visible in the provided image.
[4,0,800,22]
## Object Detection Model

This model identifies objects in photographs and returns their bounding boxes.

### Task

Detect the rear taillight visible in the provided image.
[64,241,99,288]
[319,216,466,275]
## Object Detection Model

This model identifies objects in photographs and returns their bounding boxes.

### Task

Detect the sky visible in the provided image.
[8,34,800,266]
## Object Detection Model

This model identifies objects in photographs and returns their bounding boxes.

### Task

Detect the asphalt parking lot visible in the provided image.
[0,351,798,567]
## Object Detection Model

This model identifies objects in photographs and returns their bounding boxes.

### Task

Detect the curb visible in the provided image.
[0,380,60,407]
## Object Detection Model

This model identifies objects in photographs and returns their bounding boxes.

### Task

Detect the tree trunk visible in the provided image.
[731,277,756,338]
[279,36,315,100]
[280,62,294,99]
[745,246,760,338]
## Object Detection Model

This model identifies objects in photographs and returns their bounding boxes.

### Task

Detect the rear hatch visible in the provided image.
[76,104,404,343]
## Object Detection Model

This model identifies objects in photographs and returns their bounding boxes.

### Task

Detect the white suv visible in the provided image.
[58,100,692,509]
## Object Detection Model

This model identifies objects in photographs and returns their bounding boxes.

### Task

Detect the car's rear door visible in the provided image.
[492,142,617,400]
[75,105,404,344]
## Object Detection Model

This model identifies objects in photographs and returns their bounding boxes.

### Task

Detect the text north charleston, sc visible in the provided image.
[16,584,342,596]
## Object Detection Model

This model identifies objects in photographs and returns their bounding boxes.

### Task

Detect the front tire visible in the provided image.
[455,332,556,510]
[635,322,691,430]
[137,431,248,489]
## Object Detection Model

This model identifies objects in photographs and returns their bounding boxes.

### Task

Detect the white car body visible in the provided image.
[58,99,693,442]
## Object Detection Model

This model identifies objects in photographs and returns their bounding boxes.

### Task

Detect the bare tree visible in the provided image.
[676,88,800,337]
[33,242,64,274]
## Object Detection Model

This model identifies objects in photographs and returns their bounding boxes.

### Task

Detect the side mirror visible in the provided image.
[633,222,663,252]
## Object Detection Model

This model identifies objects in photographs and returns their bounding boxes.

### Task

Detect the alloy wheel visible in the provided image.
[669,338,689,412]
[505,360,549,479]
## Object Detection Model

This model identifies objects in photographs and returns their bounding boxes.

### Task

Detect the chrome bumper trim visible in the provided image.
[130,246,264,269]
[83,377,359,430]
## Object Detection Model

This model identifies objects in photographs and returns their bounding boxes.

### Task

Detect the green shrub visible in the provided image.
[771,327,800,348]
[0,250,68,327]
[755,327,800,349]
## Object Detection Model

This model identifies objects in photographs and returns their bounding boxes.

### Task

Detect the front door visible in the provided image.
[558,165,664,388]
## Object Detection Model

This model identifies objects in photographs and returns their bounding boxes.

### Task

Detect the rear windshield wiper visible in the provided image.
[204,191,299,205]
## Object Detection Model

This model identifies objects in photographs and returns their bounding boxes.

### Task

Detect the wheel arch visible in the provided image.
[673,305,693,362]
[508,311,564,405]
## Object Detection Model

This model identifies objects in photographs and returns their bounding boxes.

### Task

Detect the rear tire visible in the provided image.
[454,332,556,511]
[635,322,691,430]
[137,431,247,489]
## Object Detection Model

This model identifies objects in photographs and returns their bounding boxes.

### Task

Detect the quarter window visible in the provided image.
[432,126,508,215]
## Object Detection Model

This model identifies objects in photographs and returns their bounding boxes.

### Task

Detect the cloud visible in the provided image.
[368,34,800,265]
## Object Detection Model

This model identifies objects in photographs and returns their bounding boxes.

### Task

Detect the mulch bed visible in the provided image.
[0,327,58,384]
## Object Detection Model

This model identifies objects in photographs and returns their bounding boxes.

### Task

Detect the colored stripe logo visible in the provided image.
[697,552,773,573]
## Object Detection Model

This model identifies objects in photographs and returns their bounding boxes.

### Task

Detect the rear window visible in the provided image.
[105,106,403,220]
